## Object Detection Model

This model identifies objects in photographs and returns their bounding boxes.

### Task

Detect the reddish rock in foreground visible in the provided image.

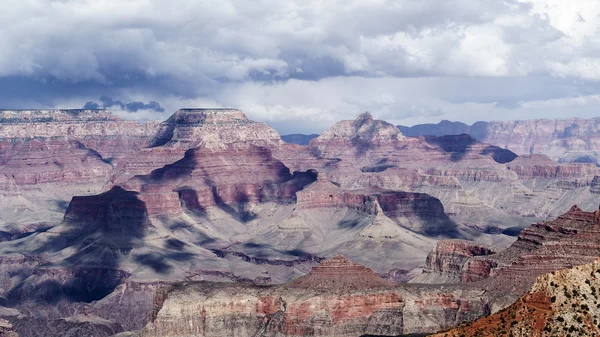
[137,256,489,337]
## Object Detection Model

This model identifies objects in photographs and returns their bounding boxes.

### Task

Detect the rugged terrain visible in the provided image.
[0,108,599,336]
[417,205,600,311]
[135,255,489,337]
[398,117,600,164]
[432,259,600,336]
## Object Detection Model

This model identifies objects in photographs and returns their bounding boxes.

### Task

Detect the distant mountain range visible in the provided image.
[287,117,600,164]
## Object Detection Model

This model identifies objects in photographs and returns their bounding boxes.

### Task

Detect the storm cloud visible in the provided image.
[1,0,600,133]
[83,96,165,113]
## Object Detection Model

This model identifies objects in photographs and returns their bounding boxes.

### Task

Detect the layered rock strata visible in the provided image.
[420,205,600,312]
[137,256,488,337]
[412,240,497,284]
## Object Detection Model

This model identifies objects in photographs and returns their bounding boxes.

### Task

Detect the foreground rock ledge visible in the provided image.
[133,255,488,337]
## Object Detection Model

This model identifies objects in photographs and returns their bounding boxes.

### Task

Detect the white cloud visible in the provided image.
[2,0,600,133]
[1,0,599,82]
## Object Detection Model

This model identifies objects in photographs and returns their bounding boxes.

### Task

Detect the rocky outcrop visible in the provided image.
[413,240,497,284]
[124,142,313,216]
[433,259,600,337]
[398,117,600,164]
[137,256,489,337]
[290,255,395,290]
[0,319,18,337]
[420,205,600,312]
[113,108,287,182]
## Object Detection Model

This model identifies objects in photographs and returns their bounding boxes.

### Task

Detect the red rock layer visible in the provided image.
[111,108,286,182]
[423,205,600,309]
[290,255,395,290]
[0,138,112,186]
[139,257,489,337]
[124,143,313,215]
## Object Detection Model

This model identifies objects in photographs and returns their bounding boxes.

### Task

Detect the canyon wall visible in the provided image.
[399,117,600,164]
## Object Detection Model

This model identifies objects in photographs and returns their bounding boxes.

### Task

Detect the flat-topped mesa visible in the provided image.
[165,108,250,125]
[0,108,157,140]
[0,109,118,123]
[290,255,395,290]
[0,109,159,189]
[314,111,404,141]
[151,108,282,147]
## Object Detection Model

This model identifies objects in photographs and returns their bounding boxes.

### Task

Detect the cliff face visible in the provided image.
[0,109,158,158]
[433,259,600,337]
[413,240,497,284]
[0,109,160,232]
[112,108,286,183]
[399,117,600,164]
[419,205,600,313]
[123,142,304,216]
[138,256,489,337]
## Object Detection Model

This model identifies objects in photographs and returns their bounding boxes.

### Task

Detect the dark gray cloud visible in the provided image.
[83,96,164,113]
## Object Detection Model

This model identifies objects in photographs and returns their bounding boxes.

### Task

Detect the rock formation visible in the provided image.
[0,109,159,232]
[0,319,18,337]
[420,205,600,312]
[136,255,488,337]
[433,259,600,337]
[412,240,497,284]
[307,113,600,237]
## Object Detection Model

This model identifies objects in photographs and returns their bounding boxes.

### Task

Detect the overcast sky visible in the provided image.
[1,0,600,134]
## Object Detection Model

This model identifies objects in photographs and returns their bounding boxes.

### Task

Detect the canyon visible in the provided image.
[0,108,600,336]
[132,205,600,337]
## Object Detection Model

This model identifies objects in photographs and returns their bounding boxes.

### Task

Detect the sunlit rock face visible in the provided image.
[151,108,282,147]
[137,255,489,337]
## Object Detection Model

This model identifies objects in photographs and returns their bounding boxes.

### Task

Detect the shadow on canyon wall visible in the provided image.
[424,134,516,163]
[2,186,182,305]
